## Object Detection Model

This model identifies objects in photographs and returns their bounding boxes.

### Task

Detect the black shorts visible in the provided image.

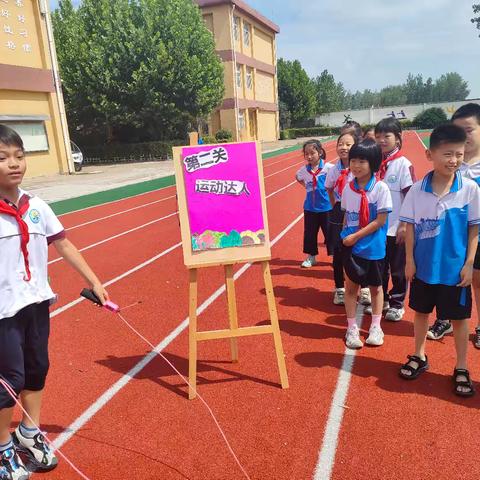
[474,242,480,270]
[409,278,472,320]
[326,202,344,256]
[0,301,50,409]
[342,248,384,287]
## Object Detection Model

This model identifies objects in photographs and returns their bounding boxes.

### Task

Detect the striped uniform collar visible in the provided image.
[353,175,376,192]
[421,170,463,194]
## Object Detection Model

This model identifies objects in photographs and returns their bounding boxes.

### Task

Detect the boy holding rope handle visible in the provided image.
[0,125,108,479]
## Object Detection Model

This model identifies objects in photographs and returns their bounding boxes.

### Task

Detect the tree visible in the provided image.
[473,4,480,36]
[413,107,448,128]
[277,58,316,126]
[432,72,470,102]
[313,69,346,114]
[378,85,407,107]
[52,0,224,142]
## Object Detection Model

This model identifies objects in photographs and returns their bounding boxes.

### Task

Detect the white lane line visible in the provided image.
[265,160,304,178]
[313,307,364,480]
[52,211,304,450]
[414,130,427,150]
[50,178,298,316]
[66,195,177,231]
[49,212,178,265]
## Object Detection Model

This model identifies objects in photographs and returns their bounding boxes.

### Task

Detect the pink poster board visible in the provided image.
[181,142,265,251]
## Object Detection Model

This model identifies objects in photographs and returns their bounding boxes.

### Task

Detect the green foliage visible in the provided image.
[52,0,224,142]
[277,58,316,125]
[314,70,346,114]
[215,129,233,142]
[413,108,448,129]
[201,135,217,144]
[280,126,340,139]
[81,139,184,163]
[431,72,470,101]
[473,4,480,36]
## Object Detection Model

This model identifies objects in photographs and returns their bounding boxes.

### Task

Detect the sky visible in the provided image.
[50,0,480,98]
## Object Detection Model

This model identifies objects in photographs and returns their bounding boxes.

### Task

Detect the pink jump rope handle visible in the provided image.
[104,300,120,313]
[80,289,120,313]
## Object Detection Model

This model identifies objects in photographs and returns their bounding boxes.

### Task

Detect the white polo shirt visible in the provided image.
[340,176,393,260]
[399,171,480,286]
[325,159,354,203]
[0,190,65,320]
[381,155,414,237]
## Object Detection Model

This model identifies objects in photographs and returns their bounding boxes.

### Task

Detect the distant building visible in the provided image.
[196,0,280,142]
[0,0,71,177]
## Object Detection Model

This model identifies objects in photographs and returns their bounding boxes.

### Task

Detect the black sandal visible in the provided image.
[453,368,475,397]
[399,355,429,380]
[473,328,480,349]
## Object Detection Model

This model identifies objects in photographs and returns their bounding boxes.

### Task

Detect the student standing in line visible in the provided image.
[365,118,415,322]
[399,124,480,397]
[427,104,480,345]
[0,125,109,479]
[340,140,392,348]
[296,139,333,268]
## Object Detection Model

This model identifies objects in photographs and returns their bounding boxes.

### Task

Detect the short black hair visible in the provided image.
[430,124,467,150]
[303,139,327,161]
[340,121,362,139]
[451,103,480,125]
[349,139,382,173]
[374,117,403,148]
[0,124,24,151]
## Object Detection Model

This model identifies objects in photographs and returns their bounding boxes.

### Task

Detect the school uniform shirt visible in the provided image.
[380,154,415,237]
[399,171,480,286]
[296,162,333,213]
[0,190,65,320]
[340,176,393,260]
[324,158,354,202]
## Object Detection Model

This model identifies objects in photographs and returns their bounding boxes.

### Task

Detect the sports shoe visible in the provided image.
[301,255,317,268]
[12,428,57,472]
[345,325,363,349]
[474,326,480,349]
[358,288,371,305]
[384,307,405,322]
[366,325,384,346]
[363,301,389,315]
[0,447,29,480]
[426,319,453,340]
[333,288,345,305]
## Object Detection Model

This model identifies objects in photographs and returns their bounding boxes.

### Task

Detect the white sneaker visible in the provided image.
[12,427,58,472]
[301,255,317,268]
[384,307,405,322]
[364,301,389,315]
[333,288,345,305]
[358,288,371,305]
[366,325,384,346]
[345,325,363,349]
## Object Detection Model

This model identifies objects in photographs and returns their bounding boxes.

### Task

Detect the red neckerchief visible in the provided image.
[0,196,31,281]
[377,148,403,180]
[308,164,322,202]
[349,178,373,228]
[334,160,349,196]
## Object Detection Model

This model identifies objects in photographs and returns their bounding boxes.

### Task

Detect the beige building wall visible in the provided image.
[197,0,279,142]
[0,0,71,178]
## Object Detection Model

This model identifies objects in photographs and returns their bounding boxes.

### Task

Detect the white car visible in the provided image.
[71,141,84,172]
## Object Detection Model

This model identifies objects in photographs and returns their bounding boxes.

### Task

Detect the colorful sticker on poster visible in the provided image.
[182,142,265,252]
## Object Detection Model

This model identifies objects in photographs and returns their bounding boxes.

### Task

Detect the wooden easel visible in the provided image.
[188,261,289,399]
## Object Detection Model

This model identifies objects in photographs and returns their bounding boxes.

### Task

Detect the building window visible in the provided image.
[243,22,251,47]
[236,64,242,89]
[7,122,49,152]
[246,67,253,90]
[238,110,246,130]
[233,15,240,42]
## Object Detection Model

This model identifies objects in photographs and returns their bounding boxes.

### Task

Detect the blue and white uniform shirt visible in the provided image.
[296,162,333,213]
[340,177,393,260]
[324,159,353,203]
[381,155,415,237]
[460,160,480,187]
[399,171,480,286]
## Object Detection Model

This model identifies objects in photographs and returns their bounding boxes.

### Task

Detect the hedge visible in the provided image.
[280,126,340,139]
[82,139,185,165]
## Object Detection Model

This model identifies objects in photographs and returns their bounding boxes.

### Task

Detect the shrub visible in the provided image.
[201,135,217,144]
[280,126,338,139]
[215,129,233,142]
[413,108,448,129]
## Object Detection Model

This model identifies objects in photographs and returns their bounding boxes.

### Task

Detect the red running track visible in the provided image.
[13,133,479,480]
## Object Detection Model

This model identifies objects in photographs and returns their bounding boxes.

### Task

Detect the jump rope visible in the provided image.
[0,290,252,480]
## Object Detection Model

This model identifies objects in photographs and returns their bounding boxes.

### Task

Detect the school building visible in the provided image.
[0,0,71,177]
[196,0,280,142]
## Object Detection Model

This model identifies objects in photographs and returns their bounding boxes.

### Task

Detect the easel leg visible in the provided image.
[225,264,239,363]
[189,268,198,400]
[262,261,289,389]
